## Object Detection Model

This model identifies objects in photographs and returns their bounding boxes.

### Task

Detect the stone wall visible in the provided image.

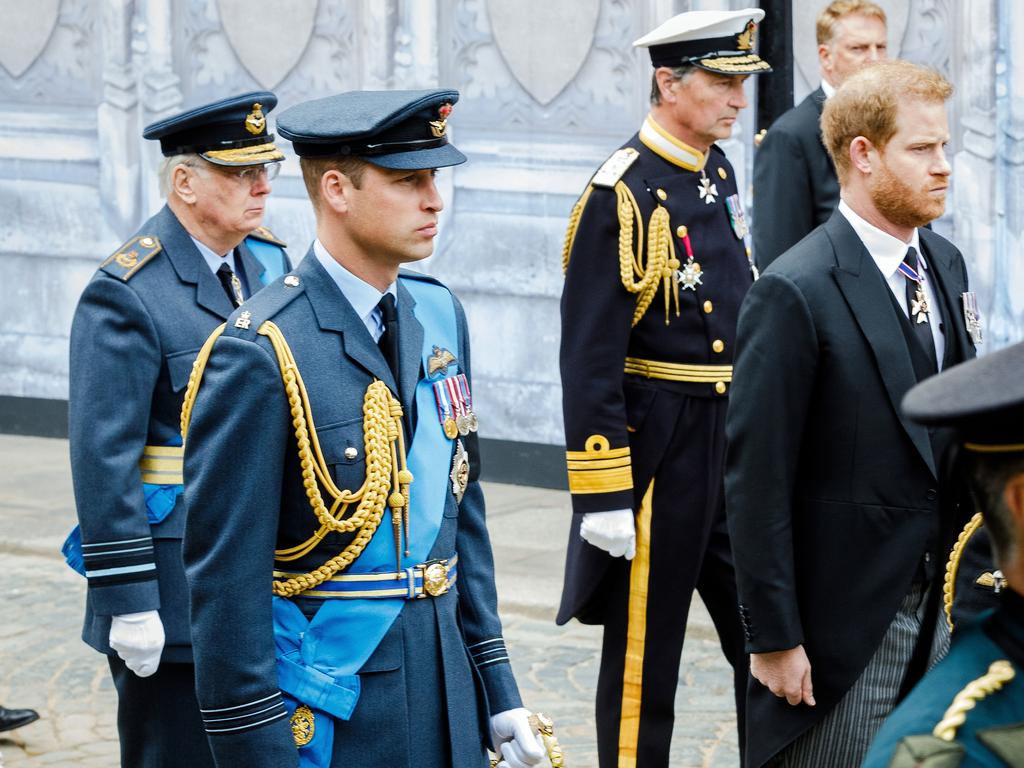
[0,0,1018,471]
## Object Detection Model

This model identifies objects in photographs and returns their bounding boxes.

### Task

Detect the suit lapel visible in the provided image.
[396,280,424,411]
[235,239,268,293]
[297,251,397,389]
[157,206,236,320]
[827,213,937,477]
[918,232,972,369]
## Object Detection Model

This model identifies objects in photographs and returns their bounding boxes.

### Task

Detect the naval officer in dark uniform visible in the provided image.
[181,90,553,768]
[863,340,1024,767]
[66,92,289,767]
[557,9,770,766]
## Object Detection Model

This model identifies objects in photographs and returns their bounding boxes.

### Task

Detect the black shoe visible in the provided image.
[0,706,39,733]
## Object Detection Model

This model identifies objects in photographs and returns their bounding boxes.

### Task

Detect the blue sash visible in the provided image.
[246,238,288,284]
[274,277,460,767]
[63,436,183,576]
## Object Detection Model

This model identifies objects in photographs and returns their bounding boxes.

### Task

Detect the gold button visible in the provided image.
[715,381,727,394]
[344,447,358,460]
[139,236,155,247]
[656,188,667,201]
[712,339,725,353]
[676,225,688,238]
[703,300,713,314]
[717,167,727,180]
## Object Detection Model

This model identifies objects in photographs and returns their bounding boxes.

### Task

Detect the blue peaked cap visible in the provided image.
[276,89,466,170]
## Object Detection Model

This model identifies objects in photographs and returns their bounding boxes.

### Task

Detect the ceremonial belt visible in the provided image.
[624,356,733,383]
[138,444,184,485]
[273,556,458,600]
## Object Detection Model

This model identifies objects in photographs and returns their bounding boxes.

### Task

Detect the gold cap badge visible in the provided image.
[429,103,453,139]
[737,20,756,51]
[245,103,266,136]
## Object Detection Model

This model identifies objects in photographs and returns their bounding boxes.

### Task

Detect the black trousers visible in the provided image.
[107,655,215,768]
[596,394,747,768]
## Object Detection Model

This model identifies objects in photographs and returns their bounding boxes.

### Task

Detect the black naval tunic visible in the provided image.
[558,117,752,767]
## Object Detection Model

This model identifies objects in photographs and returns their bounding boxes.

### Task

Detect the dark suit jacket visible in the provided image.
[724,212,976,766]
[69,205,288,662]
[752,88,839,270]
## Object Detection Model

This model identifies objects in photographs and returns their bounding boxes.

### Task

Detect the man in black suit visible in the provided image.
[752,0,887,270]
[725,60,976,767]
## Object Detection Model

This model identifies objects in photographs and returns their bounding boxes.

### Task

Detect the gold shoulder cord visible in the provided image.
[181,322,413,597]
[932,660,1015,742]
[943,512,984,631]
[562,186,594,275]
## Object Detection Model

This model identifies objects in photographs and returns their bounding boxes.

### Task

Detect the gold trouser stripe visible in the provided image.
[139,445,184,484]
[618,479,654,767]
[624,357,733,383]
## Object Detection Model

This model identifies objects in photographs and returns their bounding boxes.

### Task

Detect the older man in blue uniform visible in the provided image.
[67,92,289,767]
[862,341,1024,767]
[557,9,770,766]
[180,90,553,768]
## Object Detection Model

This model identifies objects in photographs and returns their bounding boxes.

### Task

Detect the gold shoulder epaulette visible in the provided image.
[248,225,287,247]
[592,148,639,189]
[932,660,1016,742]
[99,235,162,281]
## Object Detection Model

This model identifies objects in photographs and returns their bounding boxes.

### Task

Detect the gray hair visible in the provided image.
[650,65,698,105]
[158,153,202,198]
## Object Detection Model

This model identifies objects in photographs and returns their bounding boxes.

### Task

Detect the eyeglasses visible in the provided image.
[219,162,281,184]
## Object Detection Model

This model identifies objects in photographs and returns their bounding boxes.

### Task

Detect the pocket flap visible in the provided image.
[165,348,202,393]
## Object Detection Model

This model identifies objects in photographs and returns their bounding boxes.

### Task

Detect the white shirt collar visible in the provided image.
[191,236,239,277]
[838,199,924,279]
[313,238,397,340]
[820,79,836,99]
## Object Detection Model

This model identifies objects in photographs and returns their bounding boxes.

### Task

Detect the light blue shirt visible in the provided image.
[313,239,397,342]
[191,236,242,280]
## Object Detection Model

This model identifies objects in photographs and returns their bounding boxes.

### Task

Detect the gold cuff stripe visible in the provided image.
[618,480,654,767]
[566,456,631,471]
[964,441,1024,453]
[139,445,184,484]
[567,466,634,494]
[625,357,733,382]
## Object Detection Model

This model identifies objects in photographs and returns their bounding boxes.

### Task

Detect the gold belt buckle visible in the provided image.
[420,559,450,598]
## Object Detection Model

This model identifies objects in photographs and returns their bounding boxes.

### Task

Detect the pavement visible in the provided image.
[0,434,738,767]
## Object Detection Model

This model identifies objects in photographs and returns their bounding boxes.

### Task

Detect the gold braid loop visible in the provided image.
[562,186,594,274]
[943,512,984,631]
[644,205,680,325]
[181,323,228,440]
[932,660,1016,742]
[612,181,677,327]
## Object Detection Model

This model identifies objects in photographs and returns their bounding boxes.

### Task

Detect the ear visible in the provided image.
[1002,473,1024,524]
[320,169,352,215]
[818,43,833,75]
[172,163,199,205]
[654,67,680,104]
[849,136,875,176]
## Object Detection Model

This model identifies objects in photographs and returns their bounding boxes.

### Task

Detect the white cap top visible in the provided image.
[633,8,765,48]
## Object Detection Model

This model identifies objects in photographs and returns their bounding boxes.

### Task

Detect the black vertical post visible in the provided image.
[757,0,794,131]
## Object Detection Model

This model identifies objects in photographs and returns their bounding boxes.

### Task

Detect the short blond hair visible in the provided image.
[299,156,367,210]
[821,60,952,183]
[816,0,886,45]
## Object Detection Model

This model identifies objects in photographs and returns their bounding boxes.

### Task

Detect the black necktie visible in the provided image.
[216,262,245,307]
[903,247,937,374]
[377,293,400,383]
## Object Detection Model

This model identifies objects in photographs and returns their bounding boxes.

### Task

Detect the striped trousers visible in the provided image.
[768,584,950,768]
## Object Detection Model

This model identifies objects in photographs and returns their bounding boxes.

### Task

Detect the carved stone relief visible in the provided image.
[0,0,95,104]
[486,0,599,106]
[217,0,317,89]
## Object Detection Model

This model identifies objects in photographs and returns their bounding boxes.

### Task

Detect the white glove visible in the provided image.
[580,508,636,559]
[490,708,549,768]
[109,610,165,678]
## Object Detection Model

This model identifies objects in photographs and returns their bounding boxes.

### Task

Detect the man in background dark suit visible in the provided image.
[752,0,887,270]
[725,60,976,767]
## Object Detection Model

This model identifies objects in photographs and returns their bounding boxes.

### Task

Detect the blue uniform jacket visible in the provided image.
[68,205,289,661]
[863,589,1024,766]
[181,251,521,767]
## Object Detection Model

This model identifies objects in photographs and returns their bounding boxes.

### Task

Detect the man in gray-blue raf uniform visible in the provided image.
[863,341,1024,767]
[66,92,289,767]
[180,90,553,768]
